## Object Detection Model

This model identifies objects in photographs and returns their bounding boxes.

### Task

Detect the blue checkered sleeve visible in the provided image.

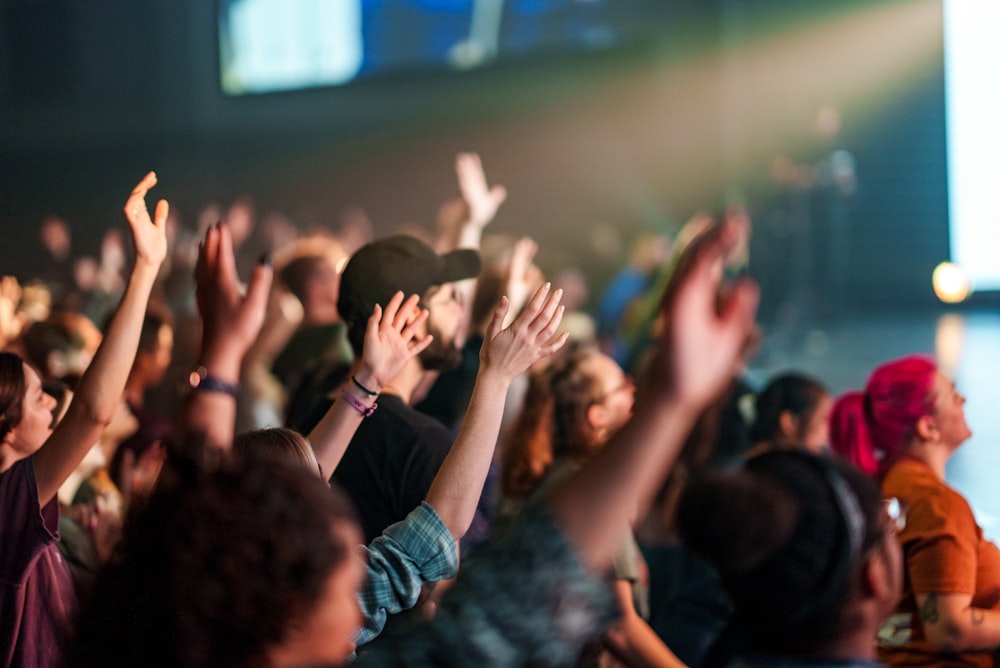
[355,502,617,667]
[356,501,459,647]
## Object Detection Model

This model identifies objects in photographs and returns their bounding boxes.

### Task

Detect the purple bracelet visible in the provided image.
[342,388,377,417]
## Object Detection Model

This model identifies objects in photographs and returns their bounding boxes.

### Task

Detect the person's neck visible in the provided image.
[0,446,22,475]
[903,441,949,480]
[302,304,339,327]
[378,358,424,406]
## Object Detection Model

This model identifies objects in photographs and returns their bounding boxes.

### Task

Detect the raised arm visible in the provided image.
[180,221,272,449]
[308,292,432,477]
[33,172,167,504]
[499,236,539,328]
[454,152,507,249]
[547,216,759,570]
[444,153,507,340]
[426,282,566,539]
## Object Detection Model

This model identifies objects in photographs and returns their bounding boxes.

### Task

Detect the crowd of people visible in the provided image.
[1,154,998,668]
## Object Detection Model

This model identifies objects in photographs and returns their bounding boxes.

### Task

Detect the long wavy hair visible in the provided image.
[501,347,606,502]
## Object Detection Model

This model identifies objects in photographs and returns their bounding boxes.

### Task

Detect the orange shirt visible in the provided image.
[878,457,1000,667]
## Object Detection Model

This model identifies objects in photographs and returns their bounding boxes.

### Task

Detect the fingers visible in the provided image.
[153,199,169,228]
[538,331,570,358]
[490,185,508,207]
[196,224,221,292]
[512,282,551,329]
[486,296,510,342]
[536,303,565,343]
[717,278,760,344]
[527,288,563,335]
[408,332,434,357]
[381,292,404,327]
[365,304,384,342]
[124,172,157,221]
[129,171,157,198]
[244,258,275,322]
[455,152,482,186]
[399,307,429,342]
[215,222,241,291]
[396,294,423,328]
[660,217,735,315]
[509,237,537,277]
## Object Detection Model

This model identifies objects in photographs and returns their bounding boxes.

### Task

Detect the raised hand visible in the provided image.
[357,291,433,392]
[194,222,273,369]
[502,237,540,327]
[649,215,759,410]
[456,152,507,229]
[480,282,568,384]
[122,171,168,269]
[0,275,25,348]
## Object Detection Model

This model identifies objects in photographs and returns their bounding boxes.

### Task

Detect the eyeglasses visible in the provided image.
[883,497,907,535]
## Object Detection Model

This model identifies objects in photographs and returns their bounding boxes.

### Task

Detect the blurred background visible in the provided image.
[2,0,999,526]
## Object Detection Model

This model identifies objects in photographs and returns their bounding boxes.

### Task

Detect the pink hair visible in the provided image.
[829,355,936,476]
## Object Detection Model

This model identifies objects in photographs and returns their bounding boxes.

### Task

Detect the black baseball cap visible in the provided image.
[337,235,481,328]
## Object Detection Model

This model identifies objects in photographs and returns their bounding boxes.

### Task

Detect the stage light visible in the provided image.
[933,262,971,303]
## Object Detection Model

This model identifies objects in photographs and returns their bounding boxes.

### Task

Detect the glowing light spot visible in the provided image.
[932,262,971,303]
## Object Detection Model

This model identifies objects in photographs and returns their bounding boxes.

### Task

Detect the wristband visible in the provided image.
[188,366,239,398]
[351,375,378,397]
[342,388,377,417]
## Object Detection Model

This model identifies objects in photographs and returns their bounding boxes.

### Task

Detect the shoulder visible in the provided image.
[885,461,975,536]
[377,396,453,449]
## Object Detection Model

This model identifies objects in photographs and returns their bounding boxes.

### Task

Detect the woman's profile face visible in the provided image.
[929,371,972,450]
[585,353,635,438]
[798,393,833,453]
[6,364,56,457]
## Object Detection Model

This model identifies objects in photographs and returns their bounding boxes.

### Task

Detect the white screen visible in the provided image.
[944,0,1000,291]
[220,0,363,95]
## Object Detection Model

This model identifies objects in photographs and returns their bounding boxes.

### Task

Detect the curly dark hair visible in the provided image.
[68,440,358,668]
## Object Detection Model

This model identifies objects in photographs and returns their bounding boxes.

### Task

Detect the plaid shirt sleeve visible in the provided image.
[355,502,617,668]
[356,501,459,647]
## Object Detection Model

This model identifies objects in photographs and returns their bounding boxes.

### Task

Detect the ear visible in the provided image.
[587,402,607,433]
[914,414,937,442]
[778,409,799,441]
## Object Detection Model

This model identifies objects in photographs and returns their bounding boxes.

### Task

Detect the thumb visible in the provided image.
[154,199,169,227]
[244,257,274,316]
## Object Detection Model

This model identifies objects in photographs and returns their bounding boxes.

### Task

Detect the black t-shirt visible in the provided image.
[331,393,453,543]
[414,334,483,432]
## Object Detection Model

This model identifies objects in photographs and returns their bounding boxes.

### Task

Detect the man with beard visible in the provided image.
[329,235,481,542]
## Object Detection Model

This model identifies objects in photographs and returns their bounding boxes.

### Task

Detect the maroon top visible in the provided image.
[0,457,75,668]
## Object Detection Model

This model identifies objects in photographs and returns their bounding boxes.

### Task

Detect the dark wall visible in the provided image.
[0,0,949,317]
